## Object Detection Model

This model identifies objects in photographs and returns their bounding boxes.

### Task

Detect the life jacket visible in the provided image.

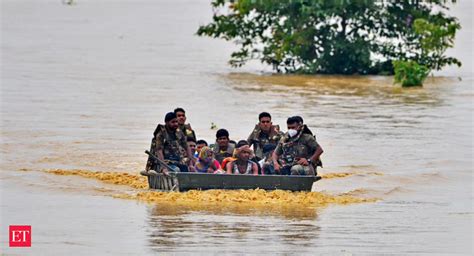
[248,124,282,159]
[280,129,323,168]
[300,125,322,167]
[301,124,314,136]
[180,123,196,141]
[145,136,158,171]
[280,132,315,167]
[154,124,187,164]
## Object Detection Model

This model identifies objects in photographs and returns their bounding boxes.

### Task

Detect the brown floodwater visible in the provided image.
[1,0,473,254]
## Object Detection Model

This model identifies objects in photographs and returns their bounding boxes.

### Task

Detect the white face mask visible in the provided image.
[288,129,298,138]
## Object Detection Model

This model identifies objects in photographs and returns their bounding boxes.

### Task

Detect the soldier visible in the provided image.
[247,112,283,160]
[149,112,195,173]
[294,115,323,168]
[212,128,235,164]
[272,116,324,176]
[174,107,196,141]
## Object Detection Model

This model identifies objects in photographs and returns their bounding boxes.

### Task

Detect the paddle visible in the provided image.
[145,150,178,175]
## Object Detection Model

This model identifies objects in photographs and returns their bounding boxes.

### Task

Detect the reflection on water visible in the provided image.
[148,202,319,219]
[146,204,322,254]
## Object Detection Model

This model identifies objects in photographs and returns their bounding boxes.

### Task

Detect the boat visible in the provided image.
[140,171,320,192]
[141,151,321,192]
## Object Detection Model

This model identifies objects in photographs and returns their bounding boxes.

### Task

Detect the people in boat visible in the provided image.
[187,137,197,155]
[190,146,222,173]
[212,129,235,164]
[226,145,259,175]
[294,115,314,136]
[259,144,277,175]
[247,112,283,160]
[293,115,323,168]
[174,107,196,142]
[153,112,195,173]
[195,139,208,157]
[272,116,323,176]
[220,140,257,173]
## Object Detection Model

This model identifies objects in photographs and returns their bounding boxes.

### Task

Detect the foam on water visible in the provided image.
[44,169,378,207]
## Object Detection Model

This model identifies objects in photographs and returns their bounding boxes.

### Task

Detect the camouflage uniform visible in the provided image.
[179,123,196,142]
[247,125,283,160]
[212,143,235,165]
[275,132,320,176]
[145,124,188,172]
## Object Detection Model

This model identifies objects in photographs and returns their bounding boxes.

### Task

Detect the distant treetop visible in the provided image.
[197,0,461,75]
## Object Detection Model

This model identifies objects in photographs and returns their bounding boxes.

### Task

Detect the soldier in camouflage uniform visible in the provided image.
[247,112,283,160]
[272,116,324,176]
[145,112,195,173]
[174,107,196,142]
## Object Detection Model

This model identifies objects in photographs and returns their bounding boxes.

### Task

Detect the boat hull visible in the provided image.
[141,172,321,192]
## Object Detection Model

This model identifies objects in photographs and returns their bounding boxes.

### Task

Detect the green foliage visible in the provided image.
[413,18,462,71]
[197,0,461,75]
[393,60,430,87]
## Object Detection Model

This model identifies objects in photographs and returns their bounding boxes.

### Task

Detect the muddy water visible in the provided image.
[1,0,473,255]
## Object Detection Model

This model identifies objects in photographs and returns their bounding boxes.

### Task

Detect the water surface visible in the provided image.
[1,0,473,254]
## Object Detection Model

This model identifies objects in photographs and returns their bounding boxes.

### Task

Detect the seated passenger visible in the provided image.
[236,139,262,174]
[195,139,208,158]
[272,116,323,176]
[293,115,323,168]
[226,145,259,175]
[190,146,222,173]
[174,107,197,141]
[258,144,277,175]
[187,137,197,157]
[247,112,283,160]
[220,140,247,170]
[153,112,195,173]
[212,129,235,164]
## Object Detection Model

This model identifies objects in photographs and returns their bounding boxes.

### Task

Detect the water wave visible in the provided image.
[44,169,379,208]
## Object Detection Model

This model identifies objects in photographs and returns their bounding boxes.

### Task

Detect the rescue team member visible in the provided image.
[247,112,283,160]
[174,107,196,141]
[153,112,195,173]
[272,116,324,176]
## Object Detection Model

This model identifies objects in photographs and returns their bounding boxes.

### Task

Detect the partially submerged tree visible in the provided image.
[393,17,460,87]
[197,0,461,76]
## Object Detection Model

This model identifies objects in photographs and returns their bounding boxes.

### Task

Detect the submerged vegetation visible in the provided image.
[393,60,430,87]
[197,0,461,86]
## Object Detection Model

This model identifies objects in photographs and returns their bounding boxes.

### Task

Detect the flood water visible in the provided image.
[1,0,473,255]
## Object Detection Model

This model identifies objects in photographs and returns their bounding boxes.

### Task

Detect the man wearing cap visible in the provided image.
[148,112,195,173]
[247,112,283,160]
[174,107,196,142]
[272,116,324,176]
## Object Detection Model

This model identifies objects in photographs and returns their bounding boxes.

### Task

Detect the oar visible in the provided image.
[145,150,178,175]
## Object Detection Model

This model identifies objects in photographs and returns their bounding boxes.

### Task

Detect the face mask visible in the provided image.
[288,129,298,138]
